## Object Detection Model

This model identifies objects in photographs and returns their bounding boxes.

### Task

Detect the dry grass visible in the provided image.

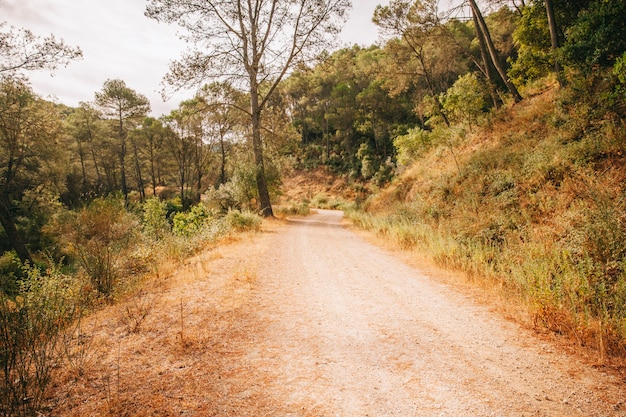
[46,221,327,416]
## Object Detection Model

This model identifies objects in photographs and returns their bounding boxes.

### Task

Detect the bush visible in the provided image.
[393,128,433,169]
[55,198,139,298]
[0,253,22,297]
[0,263,83,416]
[172,203,213,237]
[142,198,170,240]
[225,210,262,232]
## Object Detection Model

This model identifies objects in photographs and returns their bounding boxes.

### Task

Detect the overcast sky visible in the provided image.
[1,0,385,116]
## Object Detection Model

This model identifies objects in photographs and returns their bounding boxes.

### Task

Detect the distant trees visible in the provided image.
[95,79,151,203]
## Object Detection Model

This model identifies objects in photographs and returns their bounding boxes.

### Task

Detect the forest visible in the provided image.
[2,0,626,414]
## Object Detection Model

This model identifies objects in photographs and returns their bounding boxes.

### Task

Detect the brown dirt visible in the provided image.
[50,210,626,416]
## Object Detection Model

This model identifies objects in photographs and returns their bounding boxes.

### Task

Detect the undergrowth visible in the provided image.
[1,197,263,415]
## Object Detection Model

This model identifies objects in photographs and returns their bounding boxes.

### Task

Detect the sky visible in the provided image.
[1,0,385,117]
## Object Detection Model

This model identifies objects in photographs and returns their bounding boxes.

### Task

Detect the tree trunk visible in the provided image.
[219,133,227,185]
[131,138,145,202]
[90,147,103,194]
[249,84,273,217]
[544,0,564,84]
[469,0,523,103]
[118,114,129,203]
[472,13,502,109]
[0,199,33,265]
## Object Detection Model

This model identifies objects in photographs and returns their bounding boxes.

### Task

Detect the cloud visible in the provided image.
[2,0,380,116]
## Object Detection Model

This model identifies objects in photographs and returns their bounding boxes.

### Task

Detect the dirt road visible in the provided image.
[54,209,625,416]
[240,209,625,416]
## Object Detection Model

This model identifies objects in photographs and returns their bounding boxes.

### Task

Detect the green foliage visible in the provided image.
[0,263,83,416]
[142,198,171,240]
[172,203,212,237]
[0,253,22,296]
[508,3,553,85]
[224,210,262,232]
[441,73,487,129]
[561,0,626,71]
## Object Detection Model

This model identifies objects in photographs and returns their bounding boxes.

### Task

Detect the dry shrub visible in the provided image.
[57,197,139,298]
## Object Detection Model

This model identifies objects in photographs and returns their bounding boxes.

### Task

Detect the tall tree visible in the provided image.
[146,0,351,217]
[161,105,197,210]
[135,117,167,197]
[542,0,564,84]
[66,102,106,197]
[373,0,452,126]
[95,79,150,203]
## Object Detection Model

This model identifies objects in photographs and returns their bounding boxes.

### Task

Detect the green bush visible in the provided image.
[0,253,22,297]
[172,203,213,237]
[142,198,171,240]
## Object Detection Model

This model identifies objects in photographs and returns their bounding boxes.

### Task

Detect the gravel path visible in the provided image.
[243,209,625,416]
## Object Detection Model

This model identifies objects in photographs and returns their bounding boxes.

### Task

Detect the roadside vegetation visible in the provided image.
[2,0,626,414]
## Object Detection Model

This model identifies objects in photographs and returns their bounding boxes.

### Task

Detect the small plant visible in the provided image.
[142,198,171,240]
[56,197,139,298]
[172,203,212,237]
[120,290,153,334]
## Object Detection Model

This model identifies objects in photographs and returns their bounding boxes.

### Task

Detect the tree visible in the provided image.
[373,0,459,126]
[95,79,150,203]
[146,0,351,217]
[161,104,198,210]
[0,76,65,264]
[0,22,82,74]
[134,117,167,197]
[65,102,107,199]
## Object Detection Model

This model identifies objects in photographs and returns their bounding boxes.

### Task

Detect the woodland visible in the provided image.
[1,0,626,414]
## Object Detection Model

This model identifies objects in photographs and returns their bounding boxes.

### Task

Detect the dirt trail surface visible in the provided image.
[53,209,625,416]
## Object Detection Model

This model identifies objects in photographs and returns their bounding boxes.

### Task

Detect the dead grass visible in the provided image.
[46,220,329,416]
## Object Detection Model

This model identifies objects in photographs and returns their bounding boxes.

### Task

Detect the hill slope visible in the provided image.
[353,84,626,357]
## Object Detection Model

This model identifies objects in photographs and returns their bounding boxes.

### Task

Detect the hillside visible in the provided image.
[351,82,626,358]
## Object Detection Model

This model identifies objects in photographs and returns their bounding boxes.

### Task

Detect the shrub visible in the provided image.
[142,198,170,240]
[225,210,262,232]
[0,253,22,297]
[172,203,213,237]
[55,198,139,298]
[0,263,83,416]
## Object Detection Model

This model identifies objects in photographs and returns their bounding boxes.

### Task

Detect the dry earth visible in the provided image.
[51,210,626,416]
